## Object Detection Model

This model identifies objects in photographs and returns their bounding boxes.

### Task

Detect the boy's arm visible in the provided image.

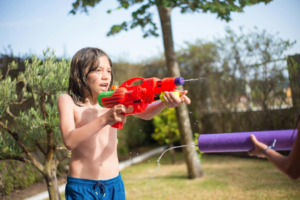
[57,94,127,150]
[134,90,191,120]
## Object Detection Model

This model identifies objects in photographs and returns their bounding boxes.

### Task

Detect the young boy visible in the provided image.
[57,47,191,199]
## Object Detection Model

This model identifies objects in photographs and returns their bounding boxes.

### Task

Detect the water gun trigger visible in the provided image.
[112,122,123,129]
[111,105,137,129]
[119,106,134,116]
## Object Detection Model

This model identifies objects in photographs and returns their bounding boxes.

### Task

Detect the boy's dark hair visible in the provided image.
[68,47,114,106]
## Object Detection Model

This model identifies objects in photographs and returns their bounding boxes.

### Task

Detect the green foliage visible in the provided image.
[18,49,69,95]
[69,0,102,14]
[118,115,154,151]
[152,108,180,145]
[0,160,42,194]
[0,131,23,159]
[141,27,295,133]
[0,49,70,196]
[0,64,18,117]
[19,49,68,145]
[70,0,273,38]
[0,49,70,158]
[193,132,202,160]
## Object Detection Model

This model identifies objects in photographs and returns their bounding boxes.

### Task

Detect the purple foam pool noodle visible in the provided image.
[198,130,297,153]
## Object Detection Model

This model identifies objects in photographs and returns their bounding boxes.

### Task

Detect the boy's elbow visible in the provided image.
[66,146,74,151]
[286,165,300,180]
[287,173,300,181]
[64,142,74,151]
[64,139,76,151]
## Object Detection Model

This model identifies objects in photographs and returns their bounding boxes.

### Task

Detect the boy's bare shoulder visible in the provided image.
[57,94,75,107]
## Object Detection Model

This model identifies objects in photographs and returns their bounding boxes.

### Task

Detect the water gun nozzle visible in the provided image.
[174,77,185,86]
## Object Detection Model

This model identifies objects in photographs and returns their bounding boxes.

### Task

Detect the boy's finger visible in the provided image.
[179,90,188,96]
[182,95,191,104]
[174,90,188,94]
[163,92,172,103]
[167,92,175,103]
[169,92,181,104]
[115,116,123,122]
[162,94,169,102]
[128,105,134,113]
[117,105,128,113]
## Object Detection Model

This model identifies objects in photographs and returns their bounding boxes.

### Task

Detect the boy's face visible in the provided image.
[86,56,112,94]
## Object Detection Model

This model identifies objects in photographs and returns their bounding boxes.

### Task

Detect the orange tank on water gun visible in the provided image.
[97,77,185,129]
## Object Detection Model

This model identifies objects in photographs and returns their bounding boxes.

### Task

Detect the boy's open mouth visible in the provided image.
[100,83,108,91]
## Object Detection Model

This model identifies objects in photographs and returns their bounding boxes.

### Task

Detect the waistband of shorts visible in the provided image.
[67,173,121,186]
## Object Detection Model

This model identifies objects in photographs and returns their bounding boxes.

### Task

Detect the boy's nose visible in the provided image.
[101,72,109,79]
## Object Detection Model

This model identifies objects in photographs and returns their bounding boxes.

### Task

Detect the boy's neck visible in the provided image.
[82,95,99,107]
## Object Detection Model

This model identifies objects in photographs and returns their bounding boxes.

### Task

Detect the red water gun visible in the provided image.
[97,77,185,129]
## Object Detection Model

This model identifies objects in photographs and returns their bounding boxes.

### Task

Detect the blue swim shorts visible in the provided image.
[65,173,126,200]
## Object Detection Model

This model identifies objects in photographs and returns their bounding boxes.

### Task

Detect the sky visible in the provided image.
[0,0,299,63]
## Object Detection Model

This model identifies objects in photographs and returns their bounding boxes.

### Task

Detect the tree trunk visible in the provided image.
[157,5,203,178]
[44,163,61,200]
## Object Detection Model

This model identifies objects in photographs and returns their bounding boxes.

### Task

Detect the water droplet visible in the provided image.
[137,153,139,155]
[189,111,192,113]
[140,130,142,131]
[130,152,132,154]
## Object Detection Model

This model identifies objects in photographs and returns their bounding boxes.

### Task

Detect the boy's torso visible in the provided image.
[68,103,119,180]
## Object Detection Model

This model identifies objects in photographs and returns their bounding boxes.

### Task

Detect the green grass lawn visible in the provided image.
[56,152,300,200]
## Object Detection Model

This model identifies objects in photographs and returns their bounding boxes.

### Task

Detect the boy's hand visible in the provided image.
[162,90,191,108]
[105,104,128,125]
[248,134,268,158]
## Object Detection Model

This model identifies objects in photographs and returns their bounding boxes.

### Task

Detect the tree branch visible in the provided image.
[10,98,28,105]
[56,146,67,150]
[36,142,47,155]
[57,155,69,163]
[40,94,55,175]
[0,154,31,163]
[39,94,48,119]
[250,58,285,68]
[4,68,10,80]
[0,121,44,173]
[170,0,189,8]
[6,106,17,118]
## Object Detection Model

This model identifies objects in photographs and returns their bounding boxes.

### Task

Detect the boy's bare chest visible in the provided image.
[73,106,109,128]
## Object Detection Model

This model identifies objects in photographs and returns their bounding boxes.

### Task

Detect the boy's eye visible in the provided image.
[107,71,111,74]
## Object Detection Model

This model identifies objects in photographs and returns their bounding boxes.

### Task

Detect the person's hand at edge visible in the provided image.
[248,134,269,158]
